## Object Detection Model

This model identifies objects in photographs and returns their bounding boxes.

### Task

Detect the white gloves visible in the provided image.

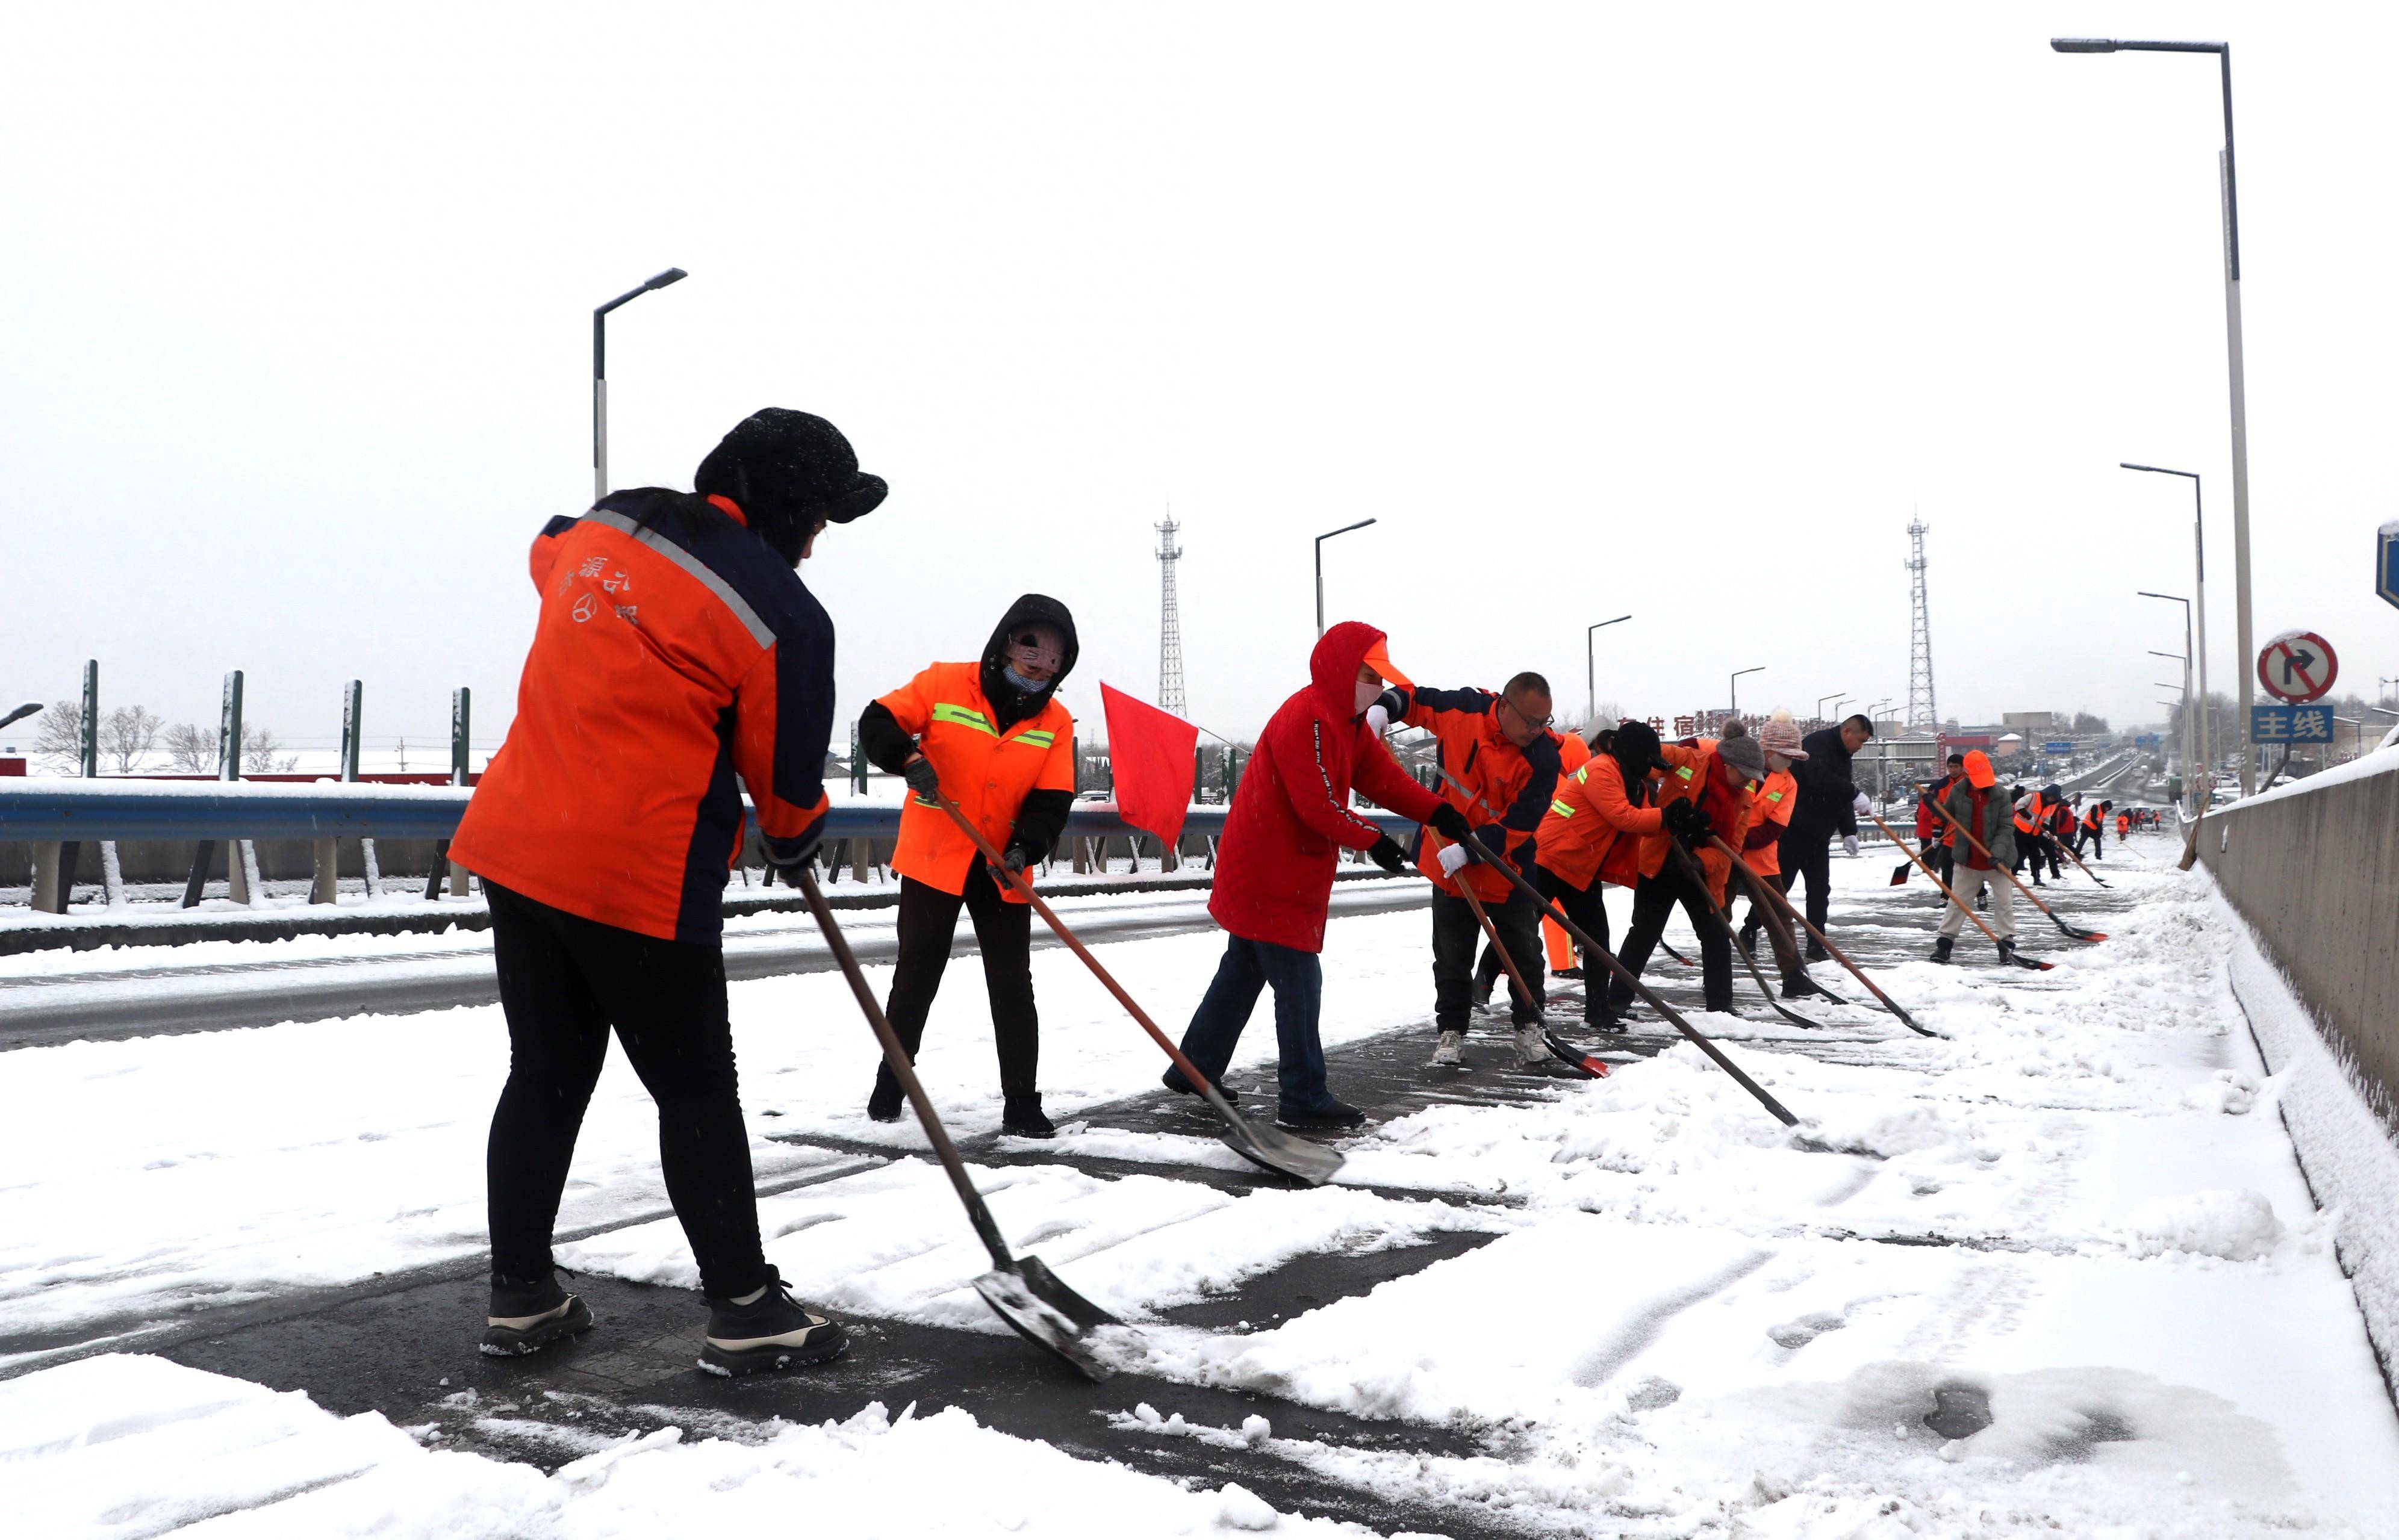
[1843,834,1861,858]
[1852,790,1873,816]
[1438,842,1473,877]
[1364,703,1391,736]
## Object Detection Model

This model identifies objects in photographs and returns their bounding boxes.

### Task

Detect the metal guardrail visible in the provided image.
[0,782,1413,844]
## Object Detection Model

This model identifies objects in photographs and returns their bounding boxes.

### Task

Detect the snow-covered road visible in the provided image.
[5,840,2396,1537]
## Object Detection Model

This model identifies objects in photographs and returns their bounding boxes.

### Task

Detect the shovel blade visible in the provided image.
[1218,1114,1346,1187]
[1889,863,1912,886]
[974,1259,1116,1382]
[1544,1029,1611,1079]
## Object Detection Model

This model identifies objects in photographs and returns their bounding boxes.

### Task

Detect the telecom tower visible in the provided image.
[1905,516,1938,728]
[1156,509,1186,717]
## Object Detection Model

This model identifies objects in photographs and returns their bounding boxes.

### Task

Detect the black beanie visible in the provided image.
[1612,719,1662,772]
[694,409,886,562]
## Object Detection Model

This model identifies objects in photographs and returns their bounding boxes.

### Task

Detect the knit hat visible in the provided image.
[1716,727,1765,780]
[694,408,886,562]
[1758,708,1808,761]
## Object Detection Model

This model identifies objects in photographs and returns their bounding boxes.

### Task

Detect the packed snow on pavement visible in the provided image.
[4,843,2397,1536]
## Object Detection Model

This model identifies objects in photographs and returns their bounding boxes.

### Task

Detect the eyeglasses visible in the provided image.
[1499,697,1553,730]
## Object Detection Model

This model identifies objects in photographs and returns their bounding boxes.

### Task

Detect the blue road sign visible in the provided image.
[2135,734,2160,747]
[2380,521,2399,612]
[2252,704,2333,744]
[2043,740,2073,754]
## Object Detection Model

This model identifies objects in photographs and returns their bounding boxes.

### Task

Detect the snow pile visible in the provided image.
[2120,1189,2285,1261]
[0,1353,1363,1538]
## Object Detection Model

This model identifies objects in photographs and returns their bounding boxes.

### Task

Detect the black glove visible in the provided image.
[1664,798,1710,843]
[903,757,941,799]
[986,843,1033,887]
[1366,833,1409,874]
[762,809,827,872]
[1428,803,1473,843]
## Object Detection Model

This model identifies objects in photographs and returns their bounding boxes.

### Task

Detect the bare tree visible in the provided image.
[162,722,221,774]
[241,723,299,774]
[30,701,82,774]
[99,704,163,774]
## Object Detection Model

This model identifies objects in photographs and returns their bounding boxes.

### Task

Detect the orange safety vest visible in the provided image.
[874,662,1074,902]
[1745,768,1797,877]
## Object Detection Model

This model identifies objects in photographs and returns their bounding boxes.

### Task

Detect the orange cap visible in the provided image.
[1964,750,1996,789]
[1359,638,1414,691]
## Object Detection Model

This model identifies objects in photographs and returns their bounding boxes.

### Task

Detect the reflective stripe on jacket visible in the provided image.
[876,661,1074,903]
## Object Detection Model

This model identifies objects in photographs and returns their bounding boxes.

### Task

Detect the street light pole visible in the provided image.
[2121,465,2211,792]
[1585,615,1631,728]
[1729,666,1764,717]
[2139,591,2200,812]
[1314,519,1377,638]
[2059,39,2254,792]
[593,267,688,506]
[1816,692,1844,725]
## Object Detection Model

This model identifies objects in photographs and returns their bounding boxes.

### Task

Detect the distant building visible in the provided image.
[2002,711,2055,732]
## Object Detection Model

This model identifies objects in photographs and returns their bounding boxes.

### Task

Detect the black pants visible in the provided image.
[1608,868,1734,1013]
[1779,825,1834,943]
[1534,863,1613,1025]
[1432,884,1543,1029]
[485,881,765,1301]
[1932,840,1955,887]
[878,866,1039,1098]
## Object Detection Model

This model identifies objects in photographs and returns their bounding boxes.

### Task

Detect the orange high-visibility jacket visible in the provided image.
[1742,768,1798,877]
[452,491,833,943]
[1535,753,1664,891]
[1404,686,1564,903]
[874,662,1074,904]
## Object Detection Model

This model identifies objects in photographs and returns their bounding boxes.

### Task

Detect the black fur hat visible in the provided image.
[695,409,886,562]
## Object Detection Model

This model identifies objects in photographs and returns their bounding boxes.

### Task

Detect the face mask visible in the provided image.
[1354,678,1381,715]
[1003,665,1050,695]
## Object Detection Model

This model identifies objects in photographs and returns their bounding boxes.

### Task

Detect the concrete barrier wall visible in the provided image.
[2198,748,2399,1129]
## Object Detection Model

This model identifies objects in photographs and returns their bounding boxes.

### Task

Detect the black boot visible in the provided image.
[1997,938,2018,966]
[1931,936,1955,965]
[480,1270,593,1358]
[1161,1068,1237,1106]
[1781,972,1832,1000]
[700,1268,847,1377]
[1001,1091,1056,1139]
[1803,942,1831,964]
[1736,925,1759,958]
[866,1064,904,1123]
[1276,1097,1366,1131]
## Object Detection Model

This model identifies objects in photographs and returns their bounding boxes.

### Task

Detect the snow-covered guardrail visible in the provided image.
[2198,742,2399,1136]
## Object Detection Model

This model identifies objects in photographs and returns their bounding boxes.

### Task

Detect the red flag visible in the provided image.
[1100,682,1200,849]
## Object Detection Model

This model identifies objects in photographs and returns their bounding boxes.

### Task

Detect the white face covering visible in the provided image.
[1354,677,1382,715]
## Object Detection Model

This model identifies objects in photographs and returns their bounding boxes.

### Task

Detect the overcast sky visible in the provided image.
[5,2,2395,763]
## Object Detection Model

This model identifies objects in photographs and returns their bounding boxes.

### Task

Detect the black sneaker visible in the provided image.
[1160,1069,1236,1107]
[1996,938,2018,965]
[1931,936,1955,964]
[1587,1007,1628,1034]
[1803,943,1831,964]
[699,1270,848,1377]
[1736,928,1759,959]
[480,1271,593,1358]
[1276,1098,1366,1131]
[1781,973,1832,1000]
[866,1066,904,1123]
[1001,1091,1055,1139]
[1552,966,1585,981]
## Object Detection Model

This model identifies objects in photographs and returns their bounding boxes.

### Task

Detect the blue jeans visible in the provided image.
[1170,935,1329,1113]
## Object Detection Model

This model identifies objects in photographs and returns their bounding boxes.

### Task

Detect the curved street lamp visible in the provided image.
[1314,519,1377,637]
[1585,615,1631,728]
[594,268,688,505]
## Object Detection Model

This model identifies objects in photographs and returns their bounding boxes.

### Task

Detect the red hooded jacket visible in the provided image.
[1208,622,1443,952]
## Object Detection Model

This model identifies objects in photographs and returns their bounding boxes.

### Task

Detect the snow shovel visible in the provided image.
[1923,799,2107,943]
[793,868,1117,1380]
[1454,828,1801,1129]
[1454,881,1608,1079]
[1708,834,1942,1037]
[1864,810,2054,970]
[2049,830,2111,889]
[927,793,1344,1188]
